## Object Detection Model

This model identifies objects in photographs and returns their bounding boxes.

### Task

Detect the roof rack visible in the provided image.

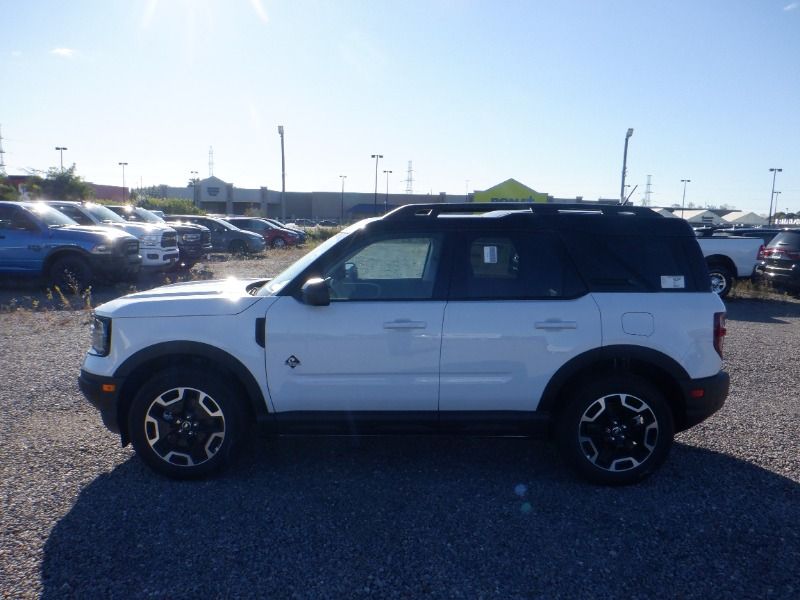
[383,202,659,220]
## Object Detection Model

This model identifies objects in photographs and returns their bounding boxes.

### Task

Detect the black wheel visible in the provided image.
[49,255,92,293]
[271,237,287,249]
[128,369,246,479]
[555,375,674,485]
[707,263,733,297]
[229,240,247,255]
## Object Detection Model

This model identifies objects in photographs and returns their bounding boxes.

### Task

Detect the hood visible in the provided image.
[169,223,208,234]
[96,278,274,318]
[102,222,172,237]
[53,225,136,243]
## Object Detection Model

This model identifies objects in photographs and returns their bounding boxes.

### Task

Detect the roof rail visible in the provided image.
[383,202,659,220]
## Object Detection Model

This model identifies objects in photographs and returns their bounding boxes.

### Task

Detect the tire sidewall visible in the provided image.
[707,264,732,297]
[50,255,91,292]
[272,237,286,248]
[556,375,675,485]
[128,368,244,479]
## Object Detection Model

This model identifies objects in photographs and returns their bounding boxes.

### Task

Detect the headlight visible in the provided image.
[139,234,160,247]
[90,315,112,356]
[90,243,113,254]
[181,233,201,242]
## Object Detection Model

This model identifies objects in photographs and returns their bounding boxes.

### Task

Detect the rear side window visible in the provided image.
[566,234,700,292]
[450,231,586,300]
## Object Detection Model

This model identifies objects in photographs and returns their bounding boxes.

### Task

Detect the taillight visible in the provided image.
[757,244,765,260]
[714,312,726,358]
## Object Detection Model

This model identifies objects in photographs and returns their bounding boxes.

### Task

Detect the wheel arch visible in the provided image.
[705,254,737,278]
[113,341,270,445]
[538,345,690,432]
[42,247,92,273]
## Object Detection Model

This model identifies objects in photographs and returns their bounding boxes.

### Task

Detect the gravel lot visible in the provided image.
[1,254,799,599]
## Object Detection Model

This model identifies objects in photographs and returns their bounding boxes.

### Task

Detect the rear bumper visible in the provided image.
[755,264,800,288]
[79,369,124,434]
[678,371,729,431]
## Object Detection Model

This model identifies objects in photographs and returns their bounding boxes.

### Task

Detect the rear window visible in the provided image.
[768,231,800,249]
[566,234,702,293]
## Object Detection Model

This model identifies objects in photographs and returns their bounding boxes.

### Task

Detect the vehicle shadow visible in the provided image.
[724,297,800,324]
[41,436,799,599]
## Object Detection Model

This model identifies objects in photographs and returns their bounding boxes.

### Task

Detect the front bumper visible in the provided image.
[140,247,180,269]
[678,371,729,431]
[90,254,141,280]
[79,369,124,435]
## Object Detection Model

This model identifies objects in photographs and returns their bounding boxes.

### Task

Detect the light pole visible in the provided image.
[55,147,68,171]
[772,191,782,222]
[278,126,286,221]
[680,179,691,219]
[768,168,782,226]
[118,162,128,204]
[383,169,393,213]
[190,170,199,206]
[371,154,383,215]
[339,175,347,224]
[620,128,634,204]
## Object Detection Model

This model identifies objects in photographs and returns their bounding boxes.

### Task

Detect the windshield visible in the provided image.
[132,207,164,223]
[26,203,77,227]
[83,203,127,224]
[258,229,352,296]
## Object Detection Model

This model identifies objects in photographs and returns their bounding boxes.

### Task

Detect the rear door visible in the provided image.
[439,229,601,413]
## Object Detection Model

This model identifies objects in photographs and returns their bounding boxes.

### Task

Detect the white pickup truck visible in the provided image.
[696,235,763,297]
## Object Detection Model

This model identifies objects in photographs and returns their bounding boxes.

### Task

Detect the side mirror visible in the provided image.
[300,278,330,306]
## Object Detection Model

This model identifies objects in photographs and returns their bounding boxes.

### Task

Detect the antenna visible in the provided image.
[402,160,414,194]
[0,125,6,176]
[643,174,652,206]
[208,146,214,177]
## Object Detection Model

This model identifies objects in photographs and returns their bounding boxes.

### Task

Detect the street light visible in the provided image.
[278,126,286,221]
[55,147,68,171]
[620,128,634,204]
[383,169,393,213]
[339,175,347,224]
[190,170,199,206]
[371,154,383,215]
[768,168,782,226]
[680,179,691,219]
[118,162,128,204]
[773,191,782,222]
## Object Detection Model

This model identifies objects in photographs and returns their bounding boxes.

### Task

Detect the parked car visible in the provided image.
[695,234,763,297]
[80,203,728,485]
[0,200,140,289]
[754,229,800,291]
[261,218,308,243]
[106,205,212,269]
[47,201,179,271]
[168,215,266,254]
[224,217,303,248]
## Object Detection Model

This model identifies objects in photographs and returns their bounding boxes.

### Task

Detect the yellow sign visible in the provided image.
[473,178,548,203]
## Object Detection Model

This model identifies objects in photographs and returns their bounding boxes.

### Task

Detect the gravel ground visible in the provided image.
[1,259,799,598]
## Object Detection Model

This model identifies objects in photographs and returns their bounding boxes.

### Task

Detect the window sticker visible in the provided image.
[661,275,685,289]
[483,245,498,264]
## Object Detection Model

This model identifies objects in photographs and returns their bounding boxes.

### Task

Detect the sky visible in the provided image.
[1,0,798,214]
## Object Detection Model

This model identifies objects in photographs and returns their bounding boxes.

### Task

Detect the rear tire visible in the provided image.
[49,255,92,293]
[555,375,674,485]
[128,368,246,479]
[271,237,287,249]
[707,263,733,297]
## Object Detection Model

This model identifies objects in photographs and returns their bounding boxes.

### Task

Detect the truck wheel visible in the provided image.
[49,255,92,293]
[555,375,674,485]
[707,263,733,297]
[128,369,246,479]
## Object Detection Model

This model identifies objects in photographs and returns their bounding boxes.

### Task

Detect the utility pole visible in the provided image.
[768,168,782,226]
[339,175,347,224]
[55,147,68,171]
[620,128,634,204]
[118,162,128,204]
[383,169,392,213]
[371,154,383,215]
[403,160,414,194]
[643,174,652,206]
[680,179,691,219]
[278,126,286,221]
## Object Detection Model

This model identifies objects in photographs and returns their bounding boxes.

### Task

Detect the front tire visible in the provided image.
[271,237,287,249]
[556,375,674,485]
[49,255,92,293]
[128,369,246,479]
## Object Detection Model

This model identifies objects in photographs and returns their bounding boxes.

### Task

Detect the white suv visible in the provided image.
[79,203,729,484]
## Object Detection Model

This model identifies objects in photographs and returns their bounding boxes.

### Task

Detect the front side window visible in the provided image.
[53,204,93,226]
[324,234,444,300]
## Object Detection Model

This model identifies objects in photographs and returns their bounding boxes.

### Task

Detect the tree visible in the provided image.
[0,176,18,201]
[26,166,94,201]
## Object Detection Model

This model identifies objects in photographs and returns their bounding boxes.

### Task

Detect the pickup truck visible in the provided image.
[695,234,763,297]
[0,200,141,290]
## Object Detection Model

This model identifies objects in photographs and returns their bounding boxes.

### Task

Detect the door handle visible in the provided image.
[535,320,577,330]
[383,320,427,330]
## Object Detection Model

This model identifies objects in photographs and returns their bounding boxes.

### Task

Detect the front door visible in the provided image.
[264,232,447,414]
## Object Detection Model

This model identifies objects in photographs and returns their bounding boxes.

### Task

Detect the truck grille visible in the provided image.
[123,240,139,255]
[161,232,178,248]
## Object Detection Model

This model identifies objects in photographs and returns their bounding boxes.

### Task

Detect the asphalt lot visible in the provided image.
[1,265,799,598]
